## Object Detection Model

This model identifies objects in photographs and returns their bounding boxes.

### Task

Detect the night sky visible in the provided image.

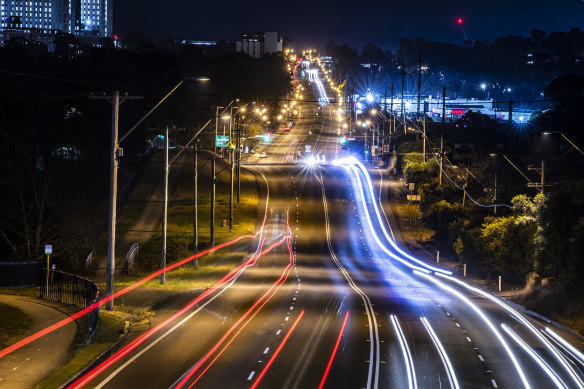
[115,0,584,50]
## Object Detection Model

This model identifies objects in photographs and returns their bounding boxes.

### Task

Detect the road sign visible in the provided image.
[215,135,229,147]
[407,194,421,202]
[408,183,415,191]
[45,245,52,254]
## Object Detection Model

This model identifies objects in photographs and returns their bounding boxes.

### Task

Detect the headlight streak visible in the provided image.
[501,324,567,389]
[420,317,460,389]
[390,315,418,389]
[333,157,584,387]
[414,270,531,389]
[250,310,306,389]
[436,273,584,389]
[318,168,380,389]
[307,68,330,106]
[318,311,350,389]
[345,163,430,275]
[545,327,584,367]
[342,157,450,275]
[176,214,295,389]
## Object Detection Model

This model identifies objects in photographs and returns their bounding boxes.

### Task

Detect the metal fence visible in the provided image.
[0,261,43,288]
[39,270,100,343]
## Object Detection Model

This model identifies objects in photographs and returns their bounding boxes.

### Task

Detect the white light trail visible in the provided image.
[414,270,531,389]
[436,273,584,389]
[420,317,460,389]
[501,324,567,389]
[545,327,584,366]
[307,68,330,106]
[390,315,417,389]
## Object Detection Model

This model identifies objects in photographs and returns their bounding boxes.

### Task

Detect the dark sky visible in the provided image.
[115,0,584,50]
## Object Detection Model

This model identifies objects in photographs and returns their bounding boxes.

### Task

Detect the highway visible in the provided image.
[67,60,584,389]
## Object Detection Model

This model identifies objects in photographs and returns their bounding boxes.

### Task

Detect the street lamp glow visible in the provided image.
[366,93,374,103]
[370,109,377,115]
[480,83,487,90]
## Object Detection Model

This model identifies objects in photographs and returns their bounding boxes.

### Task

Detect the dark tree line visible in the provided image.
[0,37,291,270]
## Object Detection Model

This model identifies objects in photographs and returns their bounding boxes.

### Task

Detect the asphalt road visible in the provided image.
[70,62,584,389]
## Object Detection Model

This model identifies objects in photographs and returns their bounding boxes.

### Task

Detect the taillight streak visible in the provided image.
[70,232,287,389]
[177,218,294,388]
[318,311,350,389]
[250,310,306,389]
[0,231,261,361]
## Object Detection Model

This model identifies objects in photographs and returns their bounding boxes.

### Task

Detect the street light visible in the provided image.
[542,131,584,156]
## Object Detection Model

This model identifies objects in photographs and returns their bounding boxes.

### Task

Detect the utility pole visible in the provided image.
[462,163,469,207]
[401,59,405,134]
[236,118,241,203]
[193,142,198,268]
[161,126,169,284]
[508,100,513,122]
[229,145,234,232]
[417,53,422,116]
[493,170,498,215]
[442,87,446,123]
[90,91,142,310]
[390,83,394,134]
[423,105,426,163]
[384,88,387,112]
[528,160,545,194]
[439,133,444,186]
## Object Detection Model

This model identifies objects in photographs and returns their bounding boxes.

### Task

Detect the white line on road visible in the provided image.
[276,330,281,335]
[478,355,484,362]
[248,371,255,381]
[491,379,498,388]
[263,347,270,354]
[466,337,472,342]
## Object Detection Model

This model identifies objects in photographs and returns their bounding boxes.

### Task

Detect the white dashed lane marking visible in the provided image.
[247,371,255,381]
[263,347,270,354]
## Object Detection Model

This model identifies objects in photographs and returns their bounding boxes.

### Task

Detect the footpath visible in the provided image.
[0,295,81,388]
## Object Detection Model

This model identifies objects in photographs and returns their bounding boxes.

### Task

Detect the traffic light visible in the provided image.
[339,135,347,145]
[263,132,272,142]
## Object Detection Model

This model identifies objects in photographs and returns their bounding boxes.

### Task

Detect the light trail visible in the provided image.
[343,163,431,274]
[0,165,273,362]
[436,273,584,388]
[390,314,417,389]
[415,270,531,389]
[420,317,460,389]
[250,310,306,389]
[318,169,380,389]
[176,214,295,389]
[70,233,287,388]
[333,157,449,275]
[502,324,567,389]
[0,231,260,361]
[308,68,329,106]
[318,311,350,389]
[545,327,584,366]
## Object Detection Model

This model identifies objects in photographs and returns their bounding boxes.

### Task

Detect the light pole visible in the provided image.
[542,131,584,156]
[94,77,208,305]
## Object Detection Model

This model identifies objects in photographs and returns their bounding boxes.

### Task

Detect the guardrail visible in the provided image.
[40,270,100,343]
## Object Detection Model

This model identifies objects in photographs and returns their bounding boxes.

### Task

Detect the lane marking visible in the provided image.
[491,379,498,388]
[247,371,255,381]
[263,347,270,354]
[478,355,484,362]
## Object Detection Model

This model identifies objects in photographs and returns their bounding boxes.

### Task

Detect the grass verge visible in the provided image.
[36,311,127,389]
[0,302,32,349]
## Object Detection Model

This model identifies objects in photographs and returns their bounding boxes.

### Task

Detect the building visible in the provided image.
[0,0,112,40]
[236,32,282,58]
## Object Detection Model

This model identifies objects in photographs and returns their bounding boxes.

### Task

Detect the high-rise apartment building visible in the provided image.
[0,0,112,36]
[236,32,283,58]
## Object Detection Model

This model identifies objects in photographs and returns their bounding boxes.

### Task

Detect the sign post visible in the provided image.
[44,245,52,294]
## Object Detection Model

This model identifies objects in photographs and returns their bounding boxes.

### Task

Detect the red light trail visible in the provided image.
[251,309,305,389]
[318,311,350,389]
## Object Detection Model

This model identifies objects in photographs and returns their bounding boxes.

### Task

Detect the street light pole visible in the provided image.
[193,142,198,267]
[106,91,120,308]
[161,126,169,284]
